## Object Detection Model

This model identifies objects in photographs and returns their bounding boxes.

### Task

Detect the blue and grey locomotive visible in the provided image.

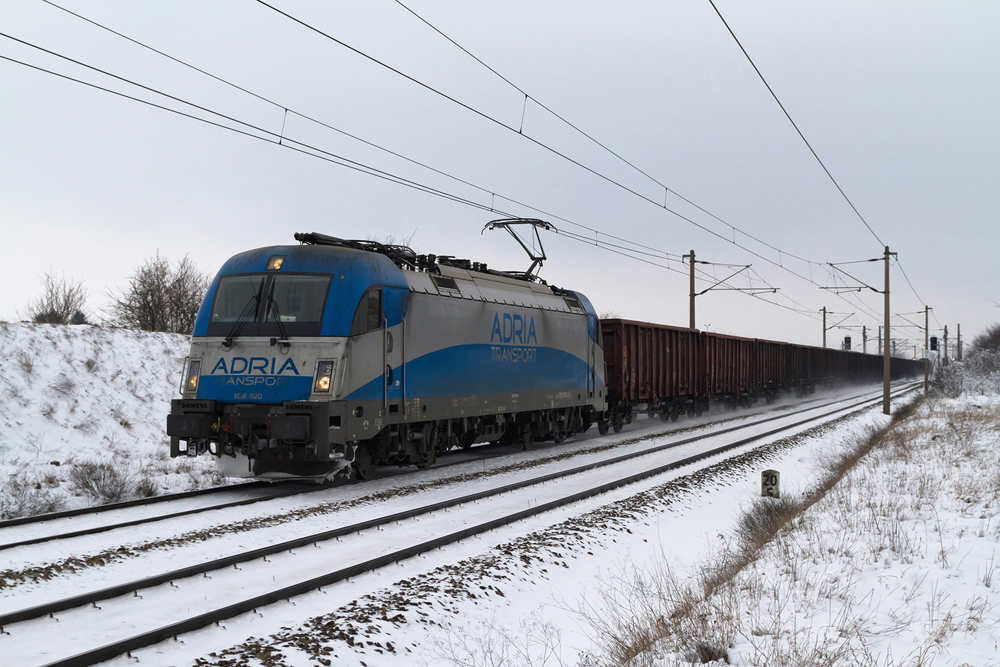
[167,230,608,480]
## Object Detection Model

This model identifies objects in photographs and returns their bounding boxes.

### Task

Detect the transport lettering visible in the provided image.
[491,346,537,363]
[210,357,300,376]
[490,313,537,344]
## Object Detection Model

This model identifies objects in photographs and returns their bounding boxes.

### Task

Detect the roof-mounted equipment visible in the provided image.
[294,232,419,271]
[482,218,555,282]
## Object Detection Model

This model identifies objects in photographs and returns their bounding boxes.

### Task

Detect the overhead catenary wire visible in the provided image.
[706,0,883,248]
[11,9,900,328]
[37,0,705,272]
[706,0,930,316]
[388,0,926,325]
[48,0,896,327]
[331,1,932,327]
[392,0,668,198]
[392,0,826,276]
[1,37,808,320]
[12,10,846,325]
[253,0,897,316]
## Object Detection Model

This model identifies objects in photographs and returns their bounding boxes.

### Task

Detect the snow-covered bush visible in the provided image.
[932,323,1000,397]
[964,349,1000,394]
[935,349,1000,397]
[68,459,158,503]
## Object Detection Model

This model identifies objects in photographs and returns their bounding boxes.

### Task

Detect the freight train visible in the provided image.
[166,228,921,481]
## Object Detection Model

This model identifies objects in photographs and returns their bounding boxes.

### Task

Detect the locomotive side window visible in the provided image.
[367,289,382,331]
[351,288,383,335]
[211,275,264,322]
[265,275,331,324]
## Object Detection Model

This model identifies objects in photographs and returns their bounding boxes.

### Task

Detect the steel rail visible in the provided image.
[36,383,920,667]
[0,482,326,551]
[5,383,917,638]
[0,384,852,548]
[0,481,271,529]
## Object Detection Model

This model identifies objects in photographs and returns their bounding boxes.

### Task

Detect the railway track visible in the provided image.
[1,382,920,667]
[0,384,878,551]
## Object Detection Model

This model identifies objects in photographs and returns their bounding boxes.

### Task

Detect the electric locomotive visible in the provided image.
[166,226,608,480]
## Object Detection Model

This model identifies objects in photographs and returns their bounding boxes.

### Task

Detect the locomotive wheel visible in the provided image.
[671,410,679,422]
[354,444,376,480]
[597,418,609,435]
[521,430,535,451]
[612,418,623,434]
[416,446,437,469]
[659,409,668,422]
[553,430,567,444]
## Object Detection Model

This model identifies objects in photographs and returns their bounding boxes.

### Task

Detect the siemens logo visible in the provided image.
[210,357,300,376]
[490,313,538,345]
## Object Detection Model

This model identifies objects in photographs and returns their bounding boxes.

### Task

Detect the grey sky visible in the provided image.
[1,0,996,352]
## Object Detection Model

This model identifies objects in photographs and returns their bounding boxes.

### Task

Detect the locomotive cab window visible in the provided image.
[265,275,331,324]
[351,288,383,336]
[211,275,265,323]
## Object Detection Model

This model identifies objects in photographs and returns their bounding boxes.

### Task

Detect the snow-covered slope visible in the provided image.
[0,322,223,518]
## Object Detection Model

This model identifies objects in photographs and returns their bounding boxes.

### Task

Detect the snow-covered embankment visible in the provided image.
[0,322,224,518]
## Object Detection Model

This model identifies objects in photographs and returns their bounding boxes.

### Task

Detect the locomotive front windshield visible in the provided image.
[265,275,330,324]
[207,273,332,338]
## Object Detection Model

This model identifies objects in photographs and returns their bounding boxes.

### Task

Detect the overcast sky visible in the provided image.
[2,1,996,353]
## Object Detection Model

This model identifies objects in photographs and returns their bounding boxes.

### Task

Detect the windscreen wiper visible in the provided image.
[266,293,290,347]
[222,279,264,349]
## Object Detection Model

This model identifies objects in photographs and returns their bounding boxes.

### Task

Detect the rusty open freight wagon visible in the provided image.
[600,319,922,431]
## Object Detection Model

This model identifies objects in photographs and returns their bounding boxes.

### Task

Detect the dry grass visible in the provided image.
[432,612,569,667]
[49,376,75,395]
[573,396,952,667]
[16,350,33,376]
[0,468,66,519]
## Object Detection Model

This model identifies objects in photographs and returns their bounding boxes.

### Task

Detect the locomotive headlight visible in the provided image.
[313,360,336,393]
[183,358,202,395]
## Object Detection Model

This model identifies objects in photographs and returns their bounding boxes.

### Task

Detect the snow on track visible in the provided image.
[138,389,923,667]
[0,383,917,666]
[1,383,902,592]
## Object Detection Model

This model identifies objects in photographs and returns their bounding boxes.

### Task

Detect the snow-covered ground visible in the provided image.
[633,392,1000,667]
[7,320,992,667]
[94,390,919,667]
[0,322,223,518]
